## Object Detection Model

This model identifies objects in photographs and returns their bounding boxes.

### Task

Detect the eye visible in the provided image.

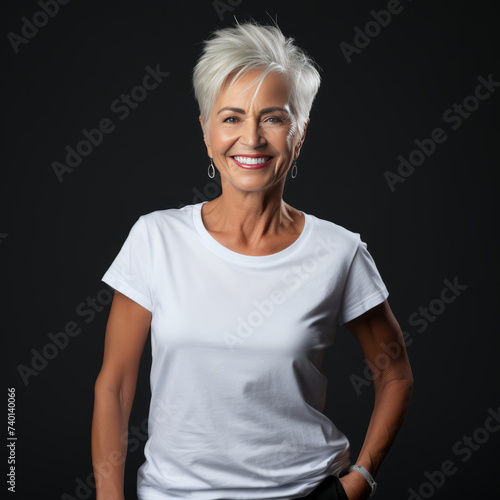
[265,116,282,123]
[223,116,239,123]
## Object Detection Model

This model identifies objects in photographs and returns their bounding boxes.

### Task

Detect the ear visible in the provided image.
[294,119,309,159]
[199,115,213,158]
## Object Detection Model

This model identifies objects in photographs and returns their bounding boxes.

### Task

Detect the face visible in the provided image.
[200,70,308,193]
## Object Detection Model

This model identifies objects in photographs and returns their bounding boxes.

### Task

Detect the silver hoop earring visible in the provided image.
[208,158,215,179]
[290,160,298,179]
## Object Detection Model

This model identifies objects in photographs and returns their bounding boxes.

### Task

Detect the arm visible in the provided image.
[91,291,152,500]
[339,300,414,500]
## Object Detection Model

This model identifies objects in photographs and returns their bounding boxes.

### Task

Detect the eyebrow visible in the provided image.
[216,106,289,115]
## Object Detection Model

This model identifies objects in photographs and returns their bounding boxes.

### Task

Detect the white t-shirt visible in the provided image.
[102,201,389,500]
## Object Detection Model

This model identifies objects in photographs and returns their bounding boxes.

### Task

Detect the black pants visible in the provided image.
[300,475,349,500]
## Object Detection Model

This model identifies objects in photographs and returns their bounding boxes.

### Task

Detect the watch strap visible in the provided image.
[348,464,377,497]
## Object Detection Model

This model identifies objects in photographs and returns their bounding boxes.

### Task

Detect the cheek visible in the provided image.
[210,129,237,151]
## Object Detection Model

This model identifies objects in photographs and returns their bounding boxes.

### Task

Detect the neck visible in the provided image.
[201,178,298,248]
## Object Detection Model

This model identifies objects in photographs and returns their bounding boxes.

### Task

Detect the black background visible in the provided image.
[3,0,499,499]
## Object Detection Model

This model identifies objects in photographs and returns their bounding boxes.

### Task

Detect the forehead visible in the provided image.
[215,70,291,109]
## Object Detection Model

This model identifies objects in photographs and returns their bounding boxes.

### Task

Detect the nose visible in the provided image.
[240,119,267,149]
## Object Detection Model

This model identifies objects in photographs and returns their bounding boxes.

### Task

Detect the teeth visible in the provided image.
[233,156,270,165]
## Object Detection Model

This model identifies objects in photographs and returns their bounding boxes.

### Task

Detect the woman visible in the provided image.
[92,21,413,500]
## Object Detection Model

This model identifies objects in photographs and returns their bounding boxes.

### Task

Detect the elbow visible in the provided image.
[93,371,121,398]
[397,376,414,411]
[93,371,136,413]
[403,363,415,395]
[375,368,414,398]
[400,375,414,400]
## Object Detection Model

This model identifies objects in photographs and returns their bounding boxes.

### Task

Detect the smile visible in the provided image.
[231,155,273,169]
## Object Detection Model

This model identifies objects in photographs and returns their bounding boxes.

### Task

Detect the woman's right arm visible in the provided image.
[91,290,152,500]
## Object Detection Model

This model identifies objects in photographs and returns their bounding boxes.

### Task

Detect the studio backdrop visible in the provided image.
[3,1,499,499]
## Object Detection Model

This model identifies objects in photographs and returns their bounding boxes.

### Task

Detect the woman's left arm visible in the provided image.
[339,299,414,500]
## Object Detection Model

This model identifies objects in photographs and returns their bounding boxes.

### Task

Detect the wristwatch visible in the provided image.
[348,464,377,497]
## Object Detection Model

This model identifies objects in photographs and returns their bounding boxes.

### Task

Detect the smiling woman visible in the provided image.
[199,70,304,213]
[92,20,413,500]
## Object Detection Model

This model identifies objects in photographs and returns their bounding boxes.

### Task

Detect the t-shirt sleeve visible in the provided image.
[337,236,389,326]
[101,216,154,312]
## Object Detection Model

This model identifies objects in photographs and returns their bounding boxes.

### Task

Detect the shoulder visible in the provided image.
[138,203,197,232]
[306,211,361,254]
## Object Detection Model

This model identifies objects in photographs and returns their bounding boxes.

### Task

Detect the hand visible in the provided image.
[338,471,372,500]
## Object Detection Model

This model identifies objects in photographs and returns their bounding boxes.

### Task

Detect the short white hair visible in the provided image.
[193,21,321,138]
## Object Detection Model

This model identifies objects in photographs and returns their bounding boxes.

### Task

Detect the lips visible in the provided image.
[230,155,273,169]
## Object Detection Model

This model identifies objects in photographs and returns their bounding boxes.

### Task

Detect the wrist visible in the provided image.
[348,464,377,497]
